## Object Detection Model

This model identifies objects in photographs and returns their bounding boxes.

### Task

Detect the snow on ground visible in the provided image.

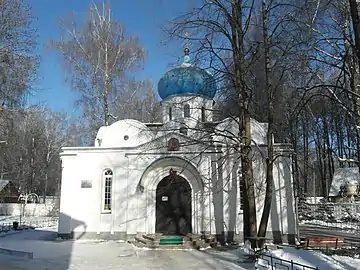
[0,229,253,270]
[0,219,359,269]
[0,230,360,269]
[262,247,360,270]
[229,240,360,270]
[0,215,58,239]
[0,216,58,229]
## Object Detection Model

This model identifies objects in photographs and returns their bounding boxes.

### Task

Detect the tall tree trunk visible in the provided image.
[323,117,332,196]
[327,146,334,190]
[335,115,344,167]
[231,0,257,245]
[290,119,300,195]
[103,88,110,126]
[341,6,350,168]
[257,0,274,247]
[44,172,48,204]
[302,116,309,194]
[315,136,322,196]
[320,116,327,196]
[104,42,110,126]
[44,151,50,204]
[348,0,360,170]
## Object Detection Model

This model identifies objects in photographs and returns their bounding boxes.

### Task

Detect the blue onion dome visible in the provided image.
[158,53,217,100]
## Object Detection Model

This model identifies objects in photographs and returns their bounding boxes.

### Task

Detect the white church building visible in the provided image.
[58,48,297,244]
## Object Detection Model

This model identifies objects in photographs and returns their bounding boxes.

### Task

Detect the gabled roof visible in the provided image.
[137,130,214,152]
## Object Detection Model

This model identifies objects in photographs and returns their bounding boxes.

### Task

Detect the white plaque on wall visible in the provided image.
[162,196,168,201]
[81,180,92,188]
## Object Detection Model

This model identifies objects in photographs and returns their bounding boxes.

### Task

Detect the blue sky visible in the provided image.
[27,0,188,113]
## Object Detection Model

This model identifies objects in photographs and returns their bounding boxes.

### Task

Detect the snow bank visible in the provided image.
[300,219,360,231]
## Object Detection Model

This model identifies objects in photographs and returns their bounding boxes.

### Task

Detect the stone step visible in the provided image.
[135,235,159,248]
[142,233,171,242]
[134,236,148,245]
[133,234,213,250]
[142,234,157,242]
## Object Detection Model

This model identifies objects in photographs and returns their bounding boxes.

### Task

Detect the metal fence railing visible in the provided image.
[0,216,58,234]
[255,251,319,270]
[0,222,13,233]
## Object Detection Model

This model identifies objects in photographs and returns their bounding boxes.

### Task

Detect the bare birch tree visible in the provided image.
[257,0,274,243]
[52,1,146,129]
[164,0,258,243]
[111,79,161,123]
[348,0,360,168]
[0,0,38,106]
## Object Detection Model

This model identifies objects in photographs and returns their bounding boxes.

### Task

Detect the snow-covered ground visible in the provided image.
[227,241,360,270]
[300,219,360,231]
[0,216,58,230]
[257,247,360,269]
[0,216,359,269]
[0,229,359,270]
[0,228,254,270]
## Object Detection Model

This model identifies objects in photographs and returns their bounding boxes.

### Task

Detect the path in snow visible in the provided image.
[0,228,254,270]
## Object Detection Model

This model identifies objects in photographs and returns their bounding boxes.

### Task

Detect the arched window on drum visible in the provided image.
[201,107,206,122]
[184,104,190,118]
[169,107,173,121]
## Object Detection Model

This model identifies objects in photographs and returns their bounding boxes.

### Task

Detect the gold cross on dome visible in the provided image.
[184,31,190,55]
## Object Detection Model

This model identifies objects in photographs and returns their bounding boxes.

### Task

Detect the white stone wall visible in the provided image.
[217,144,296,239]
[161,95,213,123]
[95,119,155,148]
[213,118,267,145]
[59,143,219,237]
[271,152,296,236]
[59,118,296,241]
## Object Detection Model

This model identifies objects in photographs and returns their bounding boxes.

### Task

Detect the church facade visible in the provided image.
[58,51,297,243]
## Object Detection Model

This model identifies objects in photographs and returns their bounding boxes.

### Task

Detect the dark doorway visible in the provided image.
[155,173,192,235]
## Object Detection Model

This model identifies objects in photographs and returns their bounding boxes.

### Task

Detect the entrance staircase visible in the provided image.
[133,233,218,250]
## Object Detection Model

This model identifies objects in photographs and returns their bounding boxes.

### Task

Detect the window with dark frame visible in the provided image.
[179,127,188,135]
[239,177,245,210]
[169,107,172,120]
[167,138,180,151]
[103,170,113,211]
[184,104,190,117]
[201,107,206,122]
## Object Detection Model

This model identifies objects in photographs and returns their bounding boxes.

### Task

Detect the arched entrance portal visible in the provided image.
[155,171,192,235]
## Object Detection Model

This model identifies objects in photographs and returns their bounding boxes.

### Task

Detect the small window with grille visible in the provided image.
[201,107,206,122]
[239,177,245,210]
[103,169,113,212]
[180,127,188,135]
